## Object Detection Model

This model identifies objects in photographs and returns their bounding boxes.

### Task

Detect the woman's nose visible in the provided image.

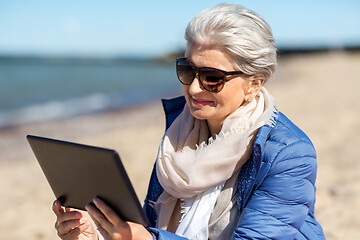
[188,74,205,94]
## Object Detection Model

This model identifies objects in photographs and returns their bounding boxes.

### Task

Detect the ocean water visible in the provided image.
[0,59,182,128]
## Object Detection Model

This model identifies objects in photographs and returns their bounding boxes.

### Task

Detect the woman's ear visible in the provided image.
[245,73,265,101]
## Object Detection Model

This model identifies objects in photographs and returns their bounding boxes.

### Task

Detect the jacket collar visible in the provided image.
[161,96,186,130]
[236,116,277,211]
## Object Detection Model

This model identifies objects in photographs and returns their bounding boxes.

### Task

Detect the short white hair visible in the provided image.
[185,3,277,81]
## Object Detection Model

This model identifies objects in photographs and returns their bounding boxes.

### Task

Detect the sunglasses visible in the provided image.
[176,58,245,93]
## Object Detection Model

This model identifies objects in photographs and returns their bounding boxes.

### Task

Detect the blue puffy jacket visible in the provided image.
[144,96,326,239]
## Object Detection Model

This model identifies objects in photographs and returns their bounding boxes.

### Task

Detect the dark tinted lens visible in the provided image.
[176,61,195,85]
[199,68,226,93]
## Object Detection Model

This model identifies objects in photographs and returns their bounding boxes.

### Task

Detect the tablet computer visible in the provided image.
[27,134,149,226]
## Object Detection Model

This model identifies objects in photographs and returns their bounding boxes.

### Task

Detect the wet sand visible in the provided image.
[0,51,359,239]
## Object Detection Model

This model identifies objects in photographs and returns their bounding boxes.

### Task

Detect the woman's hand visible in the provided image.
[86,197,153,240]
[53,200,98,240]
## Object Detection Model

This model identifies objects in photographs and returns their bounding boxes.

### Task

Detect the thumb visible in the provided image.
[52,200,65,216]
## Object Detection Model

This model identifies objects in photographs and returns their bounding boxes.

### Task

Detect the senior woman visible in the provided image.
[52,4,325,240]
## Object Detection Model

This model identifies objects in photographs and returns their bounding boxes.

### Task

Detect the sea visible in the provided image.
[0,57,183,128]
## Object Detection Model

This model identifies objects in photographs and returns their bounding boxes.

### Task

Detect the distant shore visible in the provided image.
[1,45,360,63]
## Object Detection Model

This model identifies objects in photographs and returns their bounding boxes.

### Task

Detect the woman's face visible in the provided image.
[184,43,250,133]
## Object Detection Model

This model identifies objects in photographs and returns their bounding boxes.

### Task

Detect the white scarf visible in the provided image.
[154,87,277,239]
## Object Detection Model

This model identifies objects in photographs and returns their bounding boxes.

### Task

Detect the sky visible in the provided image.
[0,0,360,57]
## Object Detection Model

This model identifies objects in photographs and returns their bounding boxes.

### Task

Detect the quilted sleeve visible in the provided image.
[147,227,189,240]
[232,140,318,239]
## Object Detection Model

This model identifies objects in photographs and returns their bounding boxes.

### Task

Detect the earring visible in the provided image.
[247,98,252,102]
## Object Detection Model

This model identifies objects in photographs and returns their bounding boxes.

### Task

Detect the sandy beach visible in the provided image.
[0,51,359,239]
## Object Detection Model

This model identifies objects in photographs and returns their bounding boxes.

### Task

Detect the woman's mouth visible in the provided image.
[192,97,213,106]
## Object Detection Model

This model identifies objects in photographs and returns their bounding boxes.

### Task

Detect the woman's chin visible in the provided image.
[189,107,213,121]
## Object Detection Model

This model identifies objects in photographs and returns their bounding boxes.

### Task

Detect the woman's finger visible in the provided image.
[92,197,123,226]
[52,200,65,216]
[57,218,84,235]
[91,215,111,240]
[58,219,89,240]
[58,227,80,240]
[86,203,113,233]
[56,211,82,226]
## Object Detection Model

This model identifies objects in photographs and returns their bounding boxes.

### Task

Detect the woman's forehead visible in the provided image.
[186,44,234,70]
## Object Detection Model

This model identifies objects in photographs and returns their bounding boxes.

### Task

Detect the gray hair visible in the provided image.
[185,3,277,81]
